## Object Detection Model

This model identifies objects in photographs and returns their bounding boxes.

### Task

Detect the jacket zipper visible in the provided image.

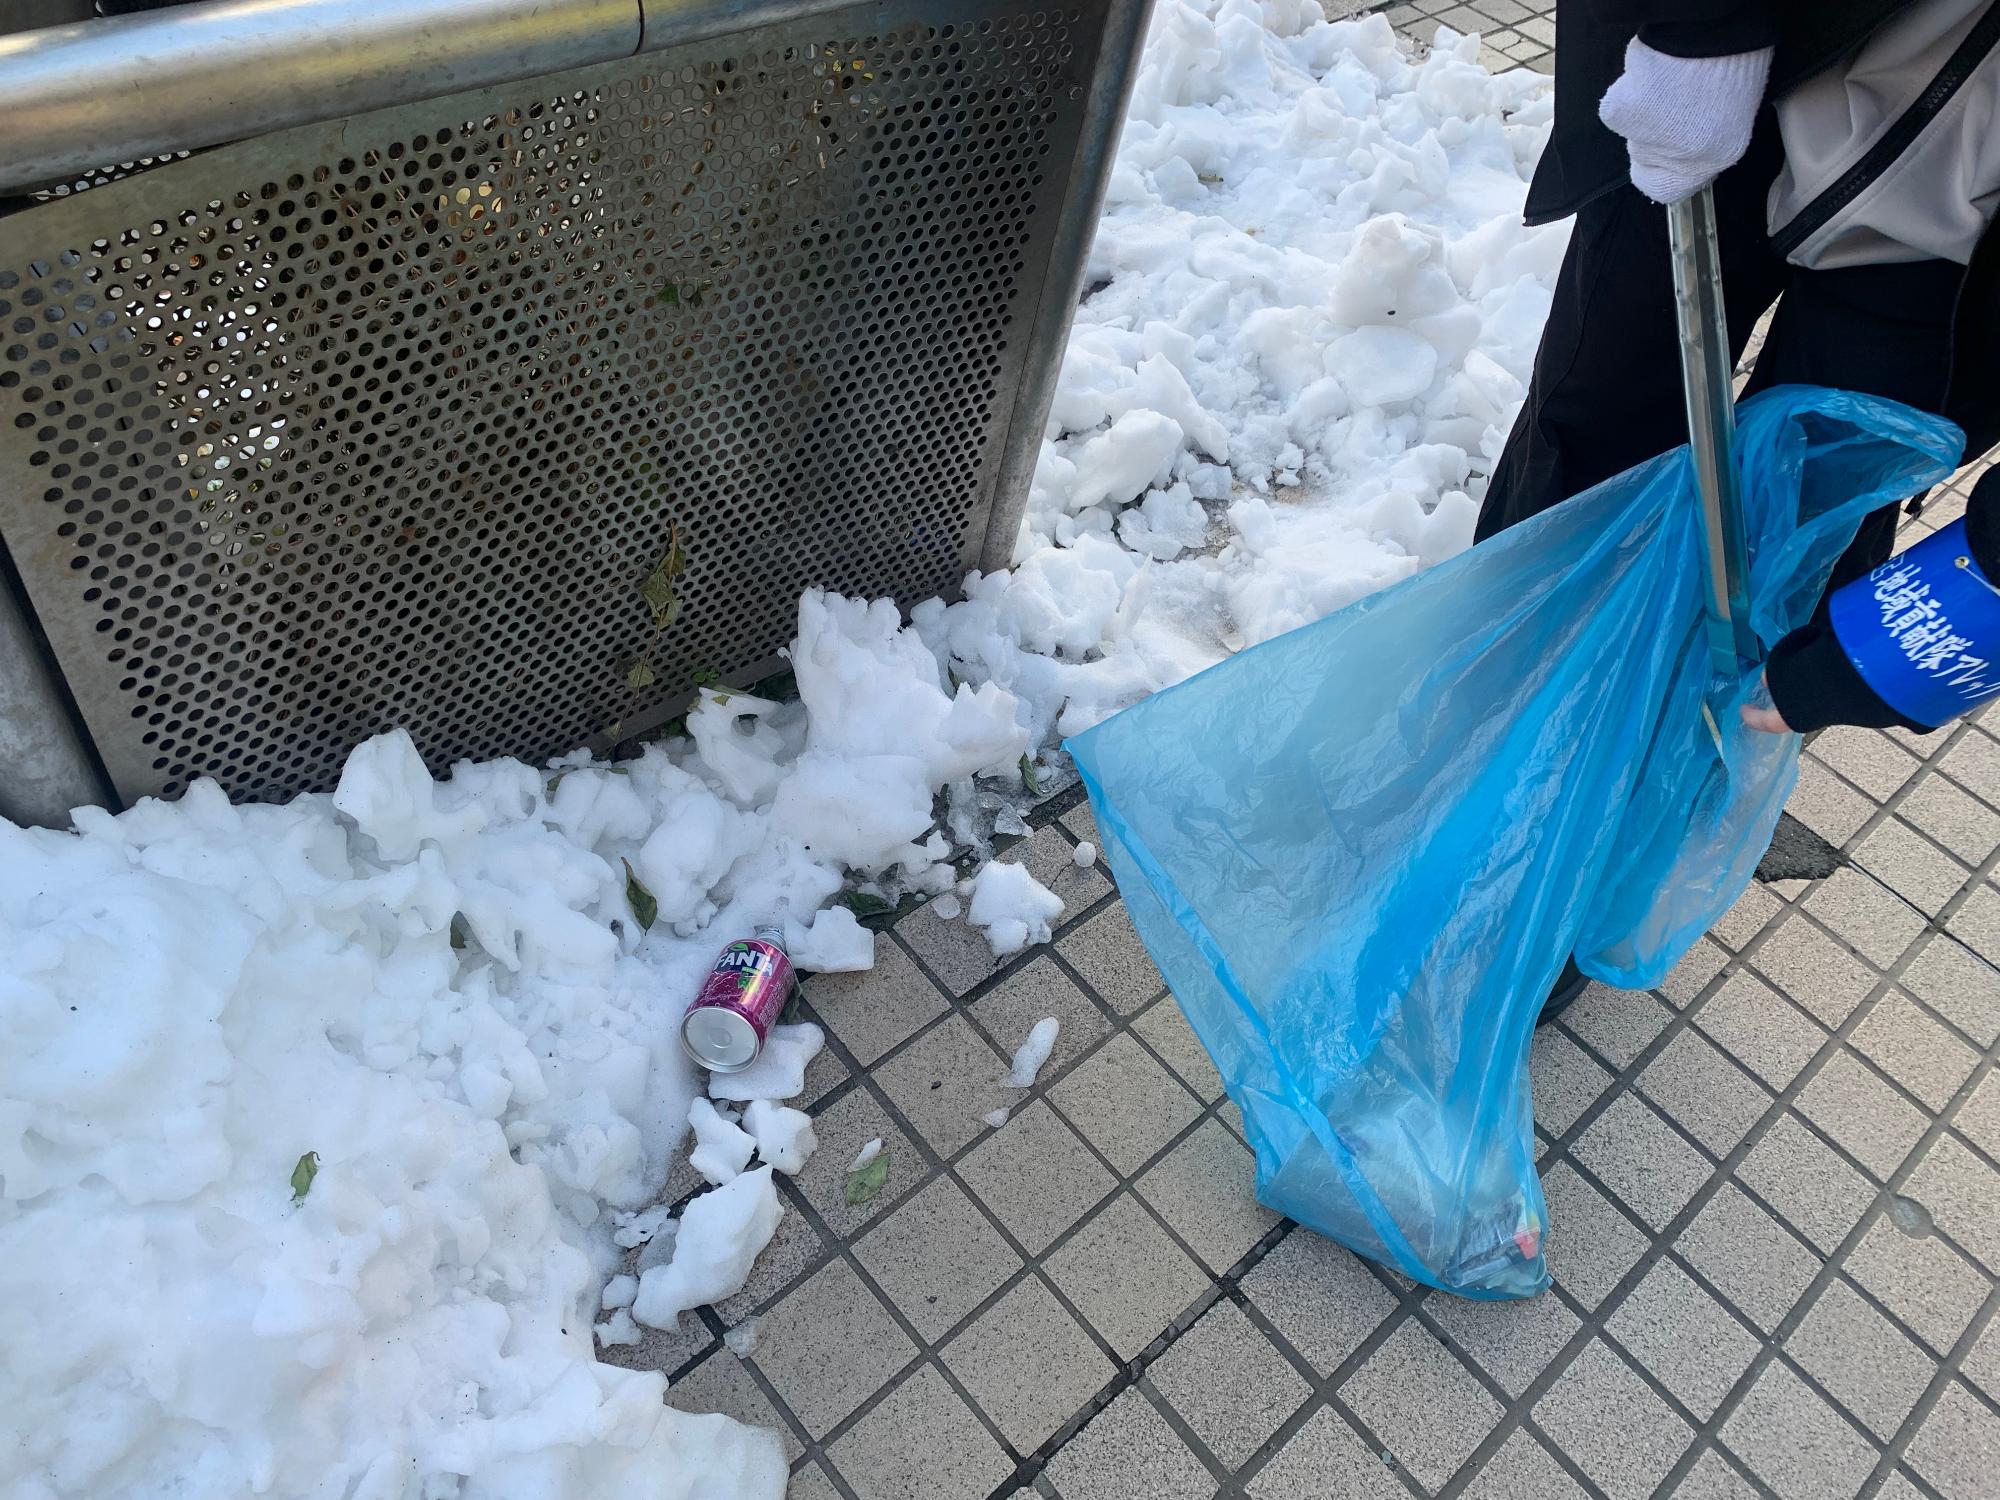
[1771,0,2000,260]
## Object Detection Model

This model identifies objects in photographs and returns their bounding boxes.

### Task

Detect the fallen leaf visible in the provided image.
[839,888,891,917]
[623,858,658,931]
[844,1149,890,1206]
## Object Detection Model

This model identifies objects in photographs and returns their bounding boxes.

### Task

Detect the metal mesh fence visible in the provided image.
[0,0,1101,806]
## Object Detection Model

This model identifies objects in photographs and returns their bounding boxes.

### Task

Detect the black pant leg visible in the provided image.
[1740,258,1965,591]
[1476,117,1788,543]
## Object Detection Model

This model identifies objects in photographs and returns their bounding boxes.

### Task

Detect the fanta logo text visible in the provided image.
[716,946,770,974]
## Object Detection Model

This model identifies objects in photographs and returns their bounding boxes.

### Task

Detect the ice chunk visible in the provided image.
[601,1274,639,1311]
[1116,482,1210,562]
[967,863,1064,957]
[1073,842,1097,868]
[329,727,485,860]
[632,1168,783,1327]
[1005,1018,1061,1088]
[771,750,935,873]
[981,1108,1013,1130]
[1329,326,1438,406]
[784,905,875,973]
[743,1099,818,1175]
[634,777,759,929]
[999,534,1139,656]
[595,1309,642,1347]
[1070,409,1186,513]
[635,1220,681,1274]
[724,1317,762,1357]
[687,1097,756,1186]
[771,591,1027,874]
[1118,353,1229,462]
[612,1204,673,1249]
[707,1023,825,1103]
[931,893,963,922]
[849,1138,883,1173]
[685,688,789,808]
[1327,214,1459,325]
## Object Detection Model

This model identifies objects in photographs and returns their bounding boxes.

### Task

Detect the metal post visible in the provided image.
[979,0,1155,570]
[1666,185,1760,674]
[0,558,112,827]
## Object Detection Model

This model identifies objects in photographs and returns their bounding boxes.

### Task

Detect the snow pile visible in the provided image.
[0,745,788,1500]
[0,593,1016,1500]
[915,6,1563,749]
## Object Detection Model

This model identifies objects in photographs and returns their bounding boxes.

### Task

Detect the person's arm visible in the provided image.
[1583,0,1779,58]
[1589,1,1777,204]
[1748,467,2000,735]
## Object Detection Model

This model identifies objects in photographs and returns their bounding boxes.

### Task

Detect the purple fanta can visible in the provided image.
[680,925,795,1072]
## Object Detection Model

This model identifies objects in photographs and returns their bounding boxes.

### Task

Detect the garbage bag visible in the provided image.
[1067,387,1959,1298]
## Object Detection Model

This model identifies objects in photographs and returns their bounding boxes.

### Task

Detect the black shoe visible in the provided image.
[1537,958,1588,1026]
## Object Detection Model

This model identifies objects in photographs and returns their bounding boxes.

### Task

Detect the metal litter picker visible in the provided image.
[1669,187,1762,750]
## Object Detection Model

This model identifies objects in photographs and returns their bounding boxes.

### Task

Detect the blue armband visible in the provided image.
[1829,518,2000,730]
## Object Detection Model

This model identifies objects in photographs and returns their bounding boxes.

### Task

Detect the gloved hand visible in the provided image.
[1746,467,2000,736]
[1598,38,1774,205]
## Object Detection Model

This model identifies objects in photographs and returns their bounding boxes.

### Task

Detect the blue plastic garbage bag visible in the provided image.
[1067,387,1959,1298]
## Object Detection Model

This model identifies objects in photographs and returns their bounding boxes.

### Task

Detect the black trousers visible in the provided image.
[1478,114,1964,594]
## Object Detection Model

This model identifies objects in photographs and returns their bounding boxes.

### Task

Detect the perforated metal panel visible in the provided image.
[0,0,1105,806]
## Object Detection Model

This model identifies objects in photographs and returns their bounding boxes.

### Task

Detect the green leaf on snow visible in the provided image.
[1019,754,1040,795]
[622,858,659,931]
[290,1150,320,1203]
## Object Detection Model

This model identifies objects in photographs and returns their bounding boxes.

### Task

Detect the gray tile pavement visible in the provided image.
[1378,0,1559,74]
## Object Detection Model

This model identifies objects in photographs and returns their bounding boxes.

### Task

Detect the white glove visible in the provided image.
[1598,37,1773,205]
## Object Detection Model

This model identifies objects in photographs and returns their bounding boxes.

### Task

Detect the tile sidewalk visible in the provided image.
[1375,0,1560,75]
[609,7,2000,1498]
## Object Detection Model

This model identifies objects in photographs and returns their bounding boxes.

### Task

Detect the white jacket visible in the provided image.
[1770,0,2000,267]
